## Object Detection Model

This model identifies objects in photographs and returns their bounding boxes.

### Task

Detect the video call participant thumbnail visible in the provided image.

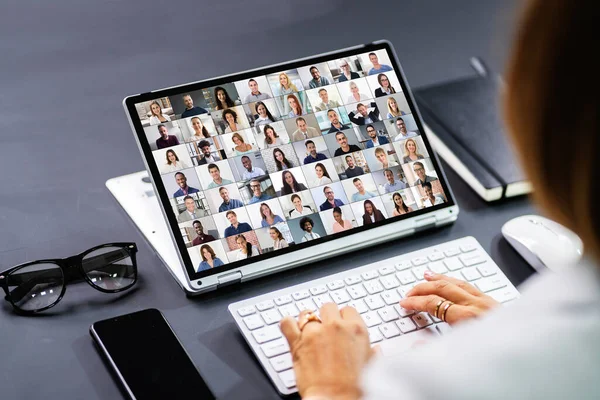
[262,124,284,148]
[197,244,225,272]
[248,179,272,204]
[308,66,331,88]
[351,178,377,202]
[288,194,314,218]
[299,216,321,242]
[402,138,425,163]
[235,234,260,260]
[241,156,266,180]
[393,117,418,141]
[349,103,380,126]
[207,163,233,189]
[254,102,277,127]
[392,192,413,216]
[314,88,340,112]
[163,149,189,173]
[149,101,171,124]
[362,199,386,225]
[333,131,361,157]
[191,220,216,246]
[269,226,289,250]
[280,171,308,195]
[364,124,389,148]
[367,52,393,75]
[173,172,200,197]
[337,59,359,82]
[156,124,180,149]
[196,140,221,165]
[186,116,211,141]
[374,73,397,97]
[259,203,285,227]
[181,94,208,118]
[374,147,398,169]
[327,109,350,134]
[382,169,406,193]
[332,206,353,233]
[420,181,446,208]
[245,79,271,103]
[218,186,244,212]
[224,210,252,237]
[303,140,328,164]
[319,186,345,211]
[412,161,438,186]
[177,195,203,222]
[344,155,364,178]
[292,117,320,142]
[214,86,235,110]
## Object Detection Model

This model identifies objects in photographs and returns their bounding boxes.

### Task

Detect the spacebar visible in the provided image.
[378,330,438,355]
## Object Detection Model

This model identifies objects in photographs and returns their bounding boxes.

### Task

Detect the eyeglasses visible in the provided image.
[250,184,261,189]
[0,243,138,314]
[414,168,425,172]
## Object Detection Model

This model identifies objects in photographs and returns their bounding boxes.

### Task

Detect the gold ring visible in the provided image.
[298,311,322,331]
[441,302,454,322]
[434,299,445,319]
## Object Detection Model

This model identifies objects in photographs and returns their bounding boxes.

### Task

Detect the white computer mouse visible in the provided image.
[501,214,584,272]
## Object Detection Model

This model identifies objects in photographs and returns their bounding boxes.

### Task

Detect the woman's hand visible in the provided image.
[400,271,499,325]
[280,303,372,400]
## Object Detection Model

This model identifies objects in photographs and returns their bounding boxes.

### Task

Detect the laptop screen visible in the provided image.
[131,45,451,278]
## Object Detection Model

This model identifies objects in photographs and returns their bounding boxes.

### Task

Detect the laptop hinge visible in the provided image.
[217,271,243,288]
[414,216,438,232]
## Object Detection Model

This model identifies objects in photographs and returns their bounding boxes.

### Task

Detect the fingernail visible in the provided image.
[424,270,434,279]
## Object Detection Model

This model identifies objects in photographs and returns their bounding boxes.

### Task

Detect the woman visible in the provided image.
[262,124,284,148]
[214,86,235,110]
[374,73,396,97]
[386,97,406,118]
[186,116,210,141]
[346,81,369,103]
[288,194,313,218]
[332,206,353,233]
[197,244,225,272]
[361,199,385,225]
[235,234,259,260]
[273,148,293,171]
[162,149,189,173]
[232,133,253,156]
[269,226,289,249]
[337,59,360,82]
[313,163,332,186]
[392,191,413,216]
[279,1,600,399]
[259,203,284,228]
[402,138,424,163]
[223,109,241,133]
[148,101,171,124]
[280,170,307,195]
[254,101,276,127]
[287,94,305,118]
[278,72,298,95]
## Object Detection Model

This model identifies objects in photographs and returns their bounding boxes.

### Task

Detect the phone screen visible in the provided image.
[91,308,215,399]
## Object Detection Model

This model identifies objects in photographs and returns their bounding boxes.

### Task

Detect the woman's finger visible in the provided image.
[399,294,447,316]
[319,302,342,323]
[280,316,301,345]
[406,280,474,304]
[424,271,483,297]
[340,304,364,323]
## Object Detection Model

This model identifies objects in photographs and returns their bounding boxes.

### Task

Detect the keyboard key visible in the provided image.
[428,252,445,261]
[412,312,433,328]
[488,287,518,303]
[444,247,461,257]
[460,253,486,267]
[379,322,401,339]
[380,275,400,290]
[460,243,477,253]
[279,304,300,318]
[378,266,396,275]
[347,285,367,299]
[378,306,399,322]
[364,280,384,294]
[279,369,296,388]
[477,263,497,277]
[461,267,482,281]
[261,309,282,325]
[397,286,411,298]
[444,257,464,271]
[270,353,293,372]
[365,295,385,310]
[261,337,289,358]
[274,295,292,306]
[362,311,382,327]
[436,322,452,336]
[309,285,328,296]
[252,325,282,344]
[412,266,428,280]
[296,298,317,312]
[237,306,256,317]
[424,325,440,337]
[361,271,379,281]
[346,299,368,314]
[446,271,464,281]
[292,290,310,301]
[428,261,448,274]
[393,304,414,317]
[396,317,417,333]
[411,256,429,266]
[476,277,508,293]
[396,271,415,285]
[256,300,274,311]
[313,293,333,308]
[345,275,362,285]
[368,327,383,343]
[243,314,264,330]
[327,280,345,290]
[431,314,442,323]
[381,290,401,305]
[330,289,351,304]
[396,261,413,271]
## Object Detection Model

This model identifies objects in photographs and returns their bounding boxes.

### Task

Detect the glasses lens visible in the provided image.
[6,263,64,312]
[82,246,136,291]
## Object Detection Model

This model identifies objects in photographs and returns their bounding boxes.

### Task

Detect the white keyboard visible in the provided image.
[228,236,519,396]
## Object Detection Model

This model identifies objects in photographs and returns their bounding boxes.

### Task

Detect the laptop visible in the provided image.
[118,40,459,295]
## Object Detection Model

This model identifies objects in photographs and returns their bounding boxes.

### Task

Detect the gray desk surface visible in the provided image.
[0,1,534,398]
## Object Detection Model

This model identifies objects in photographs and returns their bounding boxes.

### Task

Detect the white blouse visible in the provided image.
[162,160,189,173]
[149,114,171,125]
[313,176,332,187]
[235,246,259,260]
[362,260,600,399]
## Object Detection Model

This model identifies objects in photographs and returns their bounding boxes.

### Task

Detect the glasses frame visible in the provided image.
[0,242,138,315]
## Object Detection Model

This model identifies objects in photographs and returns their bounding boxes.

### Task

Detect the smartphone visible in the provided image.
[90,308,215,399]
